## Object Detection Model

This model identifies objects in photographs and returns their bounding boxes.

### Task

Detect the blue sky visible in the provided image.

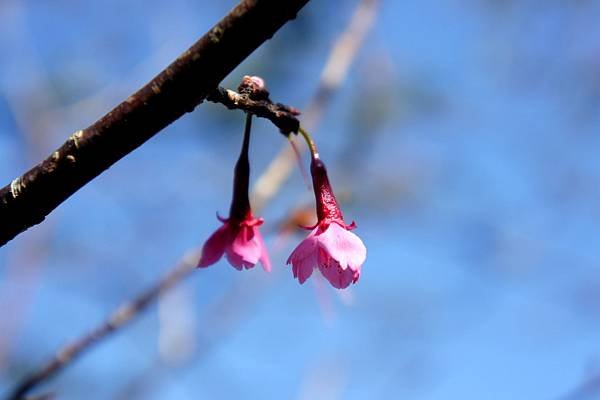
[2,1,600,399]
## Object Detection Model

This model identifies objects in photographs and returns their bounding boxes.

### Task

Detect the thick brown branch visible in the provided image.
[0,0,309,248]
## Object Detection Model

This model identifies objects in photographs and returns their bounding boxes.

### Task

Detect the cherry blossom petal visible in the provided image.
[293,254,315,284]
[317,222,366,271]
[233,226,262,262]
[287,229,319,284]
[321,265,356,289]
[254,229,272,272]
[225,248,246,270]
[198,224,231,268]
[317,247,355,289]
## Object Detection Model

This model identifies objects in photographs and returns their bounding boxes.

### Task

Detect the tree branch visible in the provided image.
[206,86,300,134]
[0,0,309,248]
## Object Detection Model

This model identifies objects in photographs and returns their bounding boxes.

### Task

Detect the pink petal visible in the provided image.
[317,248,355,289]
[317,222,367,272]
[286,229,319,284]
[225,224,270,271]
[198,224,231,268]
[321,267,355,289]
[255,229,272,272]
[294,258,315,284]
[225,248,246,270]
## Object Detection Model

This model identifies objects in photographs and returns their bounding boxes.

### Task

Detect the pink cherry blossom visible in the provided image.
[199,213,271,271]
[197,111,270,272]
[287,157,367,289]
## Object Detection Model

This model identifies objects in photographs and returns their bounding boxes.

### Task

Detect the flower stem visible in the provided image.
[241,113,252,156]
[287,135,311,190]
[298,126,319,159]
[229,113,252,220]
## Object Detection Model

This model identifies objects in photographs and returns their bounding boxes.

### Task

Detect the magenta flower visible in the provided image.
[197,113,271,272]
[287,155,366,289]
[198,211,271,271]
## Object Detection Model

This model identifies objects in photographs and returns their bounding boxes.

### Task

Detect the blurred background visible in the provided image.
[2,0,600,399]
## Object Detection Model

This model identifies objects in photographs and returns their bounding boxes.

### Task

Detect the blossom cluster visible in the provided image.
[197,77,366,289]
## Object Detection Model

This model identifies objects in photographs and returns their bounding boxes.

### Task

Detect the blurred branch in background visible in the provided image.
[559,367,600,400]
[5,0,379,398]
[6,250,199,400]
[0,0,309,248]
[252,0,379,211]
[115,274,275,400]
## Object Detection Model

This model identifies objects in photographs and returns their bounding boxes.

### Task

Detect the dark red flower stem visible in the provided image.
[229,113,252,221]
[310,158,344,223]
[297,126,344,223]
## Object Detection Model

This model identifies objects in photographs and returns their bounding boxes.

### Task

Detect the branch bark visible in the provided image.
[0,0,309,248]
[206,86,300,134]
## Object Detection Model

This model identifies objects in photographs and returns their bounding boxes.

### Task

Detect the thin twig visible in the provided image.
[0,0,309,248]
[5,1,379,398]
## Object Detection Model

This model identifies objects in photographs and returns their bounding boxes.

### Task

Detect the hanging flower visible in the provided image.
[197,114,271,272]
[287,129,366,289]
[198,211,270,271]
